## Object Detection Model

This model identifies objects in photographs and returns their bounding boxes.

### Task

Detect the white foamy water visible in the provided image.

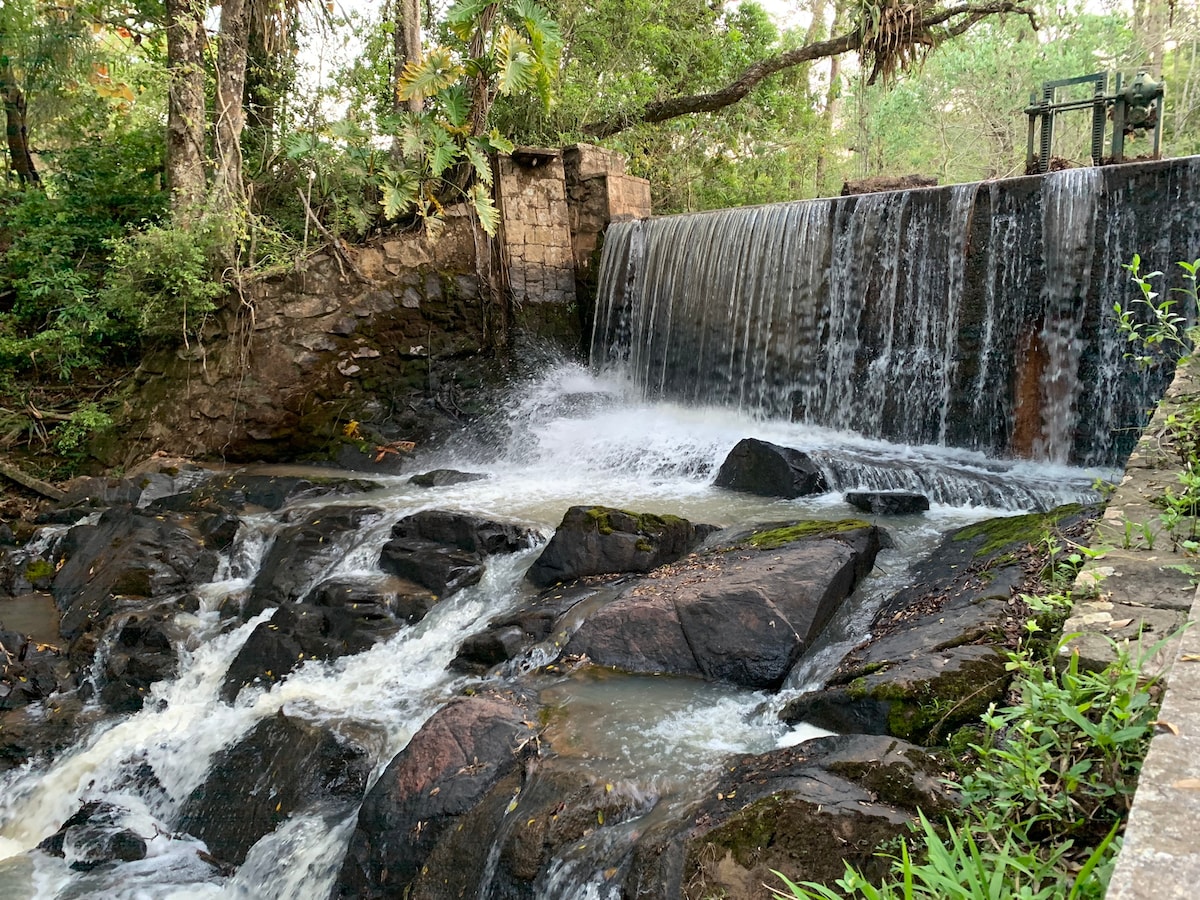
[0,363,1111,899]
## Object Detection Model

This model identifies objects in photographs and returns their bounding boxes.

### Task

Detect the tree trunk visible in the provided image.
[392,0,423,115]
[166,0,208,220]
[214,0,250,216]
[468,3,499,136]
[0,47,38,186]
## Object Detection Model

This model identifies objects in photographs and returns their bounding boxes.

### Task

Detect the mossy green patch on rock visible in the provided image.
[747,519,872,550]
[952,504,1084,557]
[24,559,55,582]
[583,506,687,537]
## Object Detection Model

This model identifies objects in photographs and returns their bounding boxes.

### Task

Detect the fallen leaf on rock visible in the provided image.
[1173,778,1200,790]
[1152,720,1181,735]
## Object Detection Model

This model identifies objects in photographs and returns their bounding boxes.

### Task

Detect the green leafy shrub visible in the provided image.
[101,223,226,343]
[773,636,1162,900]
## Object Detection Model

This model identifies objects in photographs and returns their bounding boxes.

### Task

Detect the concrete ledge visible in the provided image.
[1068,357,1200,895]
[1063,357,1200,673]
[1106,582,1200,899]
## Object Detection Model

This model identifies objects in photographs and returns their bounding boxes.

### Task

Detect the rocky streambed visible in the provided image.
[0,376,1109,899]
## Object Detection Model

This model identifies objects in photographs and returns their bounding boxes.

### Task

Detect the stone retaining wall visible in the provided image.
[110,145,650,466]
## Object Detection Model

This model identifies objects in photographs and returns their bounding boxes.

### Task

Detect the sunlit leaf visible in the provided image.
[398,47,464,102]
[483,129,515,154]
[468,183,500,236]
[464,139,493,185]
[495,26,534,96]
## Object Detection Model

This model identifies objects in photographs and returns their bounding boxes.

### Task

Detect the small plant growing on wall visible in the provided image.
[1113,254,1200,369]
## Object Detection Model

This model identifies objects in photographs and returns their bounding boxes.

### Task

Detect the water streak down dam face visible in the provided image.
[591,158,1200,468]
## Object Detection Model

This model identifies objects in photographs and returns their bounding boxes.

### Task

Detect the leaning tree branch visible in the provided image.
[581,1,1038,138]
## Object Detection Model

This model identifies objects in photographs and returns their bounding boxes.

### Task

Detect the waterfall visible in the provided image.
[592,160,1200,467]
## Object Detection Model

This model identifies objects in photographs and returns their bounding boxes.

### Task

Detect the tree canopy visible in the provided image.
[0,0,1196,465]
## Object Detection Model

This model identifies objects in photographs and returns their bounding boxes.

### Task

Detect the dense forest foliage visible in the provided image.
[0,0,1193,467]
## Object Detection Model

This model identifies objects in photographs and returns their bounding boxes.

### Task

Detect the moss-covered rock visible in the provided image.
[622,734,955,900]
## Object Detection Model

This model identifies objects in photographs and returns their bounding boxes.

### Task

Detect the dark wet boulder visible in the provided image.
[779,504,1099,744]
[148,472,382,516]
[335,690,539,899]
[196,511,240,552]
[179,712,370,866]
[0,624,62,711]
[37,801,148,871]
[96,612,178,713]
[377,540,486,596]
[453,625,532,673]
[410,759,651,899]
[624,734,954,900]
[242,505,385,617]
[0,695,86,772]
[525,506,705,588]
[407,469,489,488]
[310,576,439,627]
[714,438,828,498]
[378,510,534,598]
[224,576,441,702]
[450,579,629,675]
[51,508,219,642]
[565,521,882,690]
[844,491,930,515]
[221,603,368,701]
[391,509,535,555]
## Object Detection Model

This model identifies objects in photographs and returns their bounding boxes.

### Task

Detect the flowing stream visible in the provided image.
[0,364,1112,899]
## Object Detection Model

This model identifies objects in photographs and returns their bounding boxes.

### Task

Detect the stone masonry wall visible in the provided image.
[114,207,502,466]
[563,144,652,283]
[111,148,647,466]
[496,149,577,307]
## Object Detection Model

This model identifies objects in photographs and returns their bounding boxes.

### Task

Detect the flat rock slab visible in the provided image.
[565,524,882,690]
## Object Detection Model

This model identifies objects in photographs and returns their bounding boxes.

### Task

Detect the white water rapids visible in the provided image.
[0,363,1113,899]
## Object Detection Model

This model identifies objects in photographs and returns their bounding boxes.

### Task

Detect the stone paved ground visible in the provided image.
[1064,359,1200,896]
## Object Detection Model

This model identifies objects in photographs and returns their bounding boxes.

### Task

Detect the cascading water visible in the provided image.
[0,364,1113,899]
[5,160,1198,899]
[592,161,1200,467]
